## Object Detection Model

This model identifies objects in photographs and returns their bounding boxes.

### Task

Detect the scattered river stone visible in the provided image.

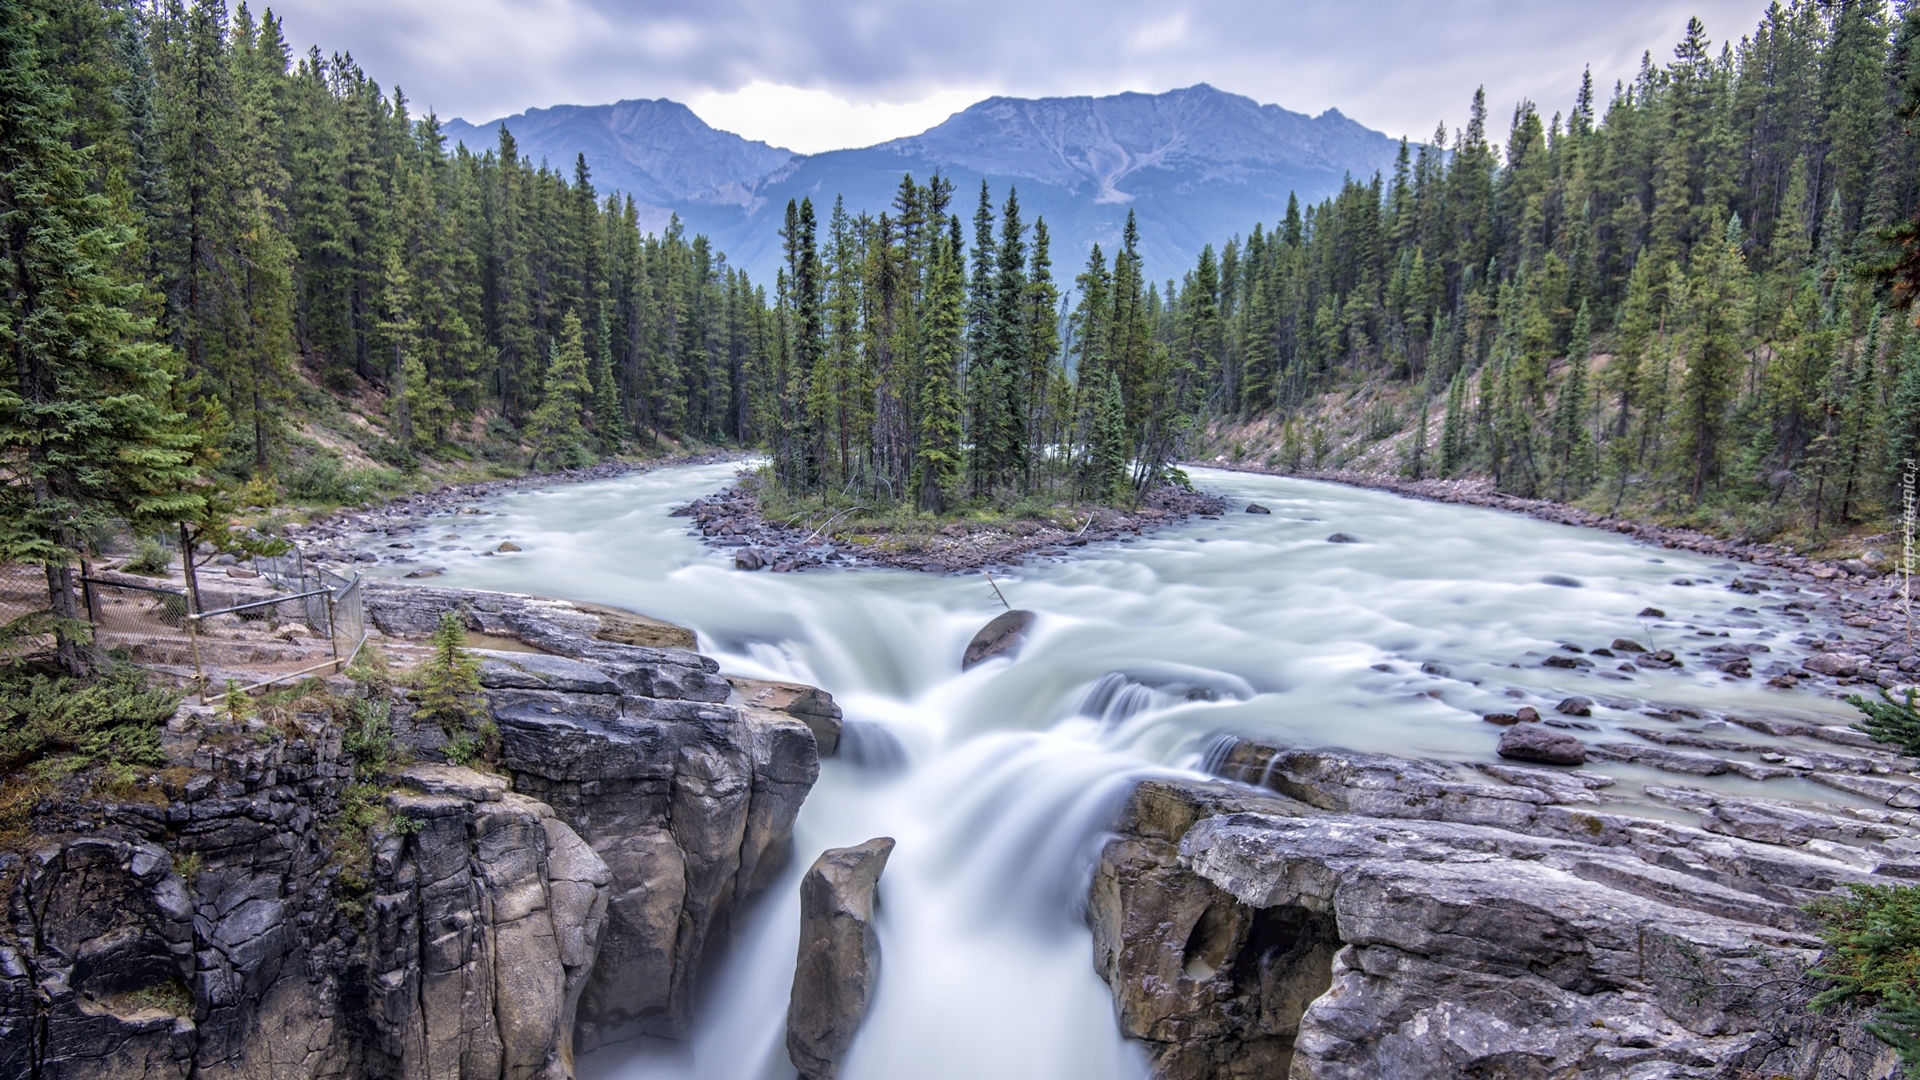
[1326,532,1359,543]
[1555,696,1593,716]
[1497,723,1587,765]
[1244,503,1271,514]
[1804,652,1866,677]
[1541,574,1582,587]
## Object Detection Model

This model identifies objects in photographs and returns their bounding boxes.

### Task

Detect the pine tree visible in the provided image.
[528,311,592,470]
[0,0,199,673]
[914,230,964,512]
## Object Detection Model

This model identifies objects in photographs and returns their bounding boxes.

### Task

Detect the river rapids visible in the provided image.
[365,461,1859,1080]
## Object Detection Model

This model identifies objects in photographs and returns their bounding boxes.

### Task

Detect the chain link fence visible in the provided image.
[1,539,370,703]
[0,562,57,656]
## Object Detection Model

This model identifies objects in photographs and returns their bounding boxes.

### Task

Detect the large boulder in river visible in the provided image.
[1497,723,1588,765]
[962,609,1035,669]
[788,837,895,1080]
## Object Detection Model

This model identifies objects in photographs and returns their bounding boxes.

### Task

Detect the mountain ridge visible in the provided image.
[443,85,1406,282]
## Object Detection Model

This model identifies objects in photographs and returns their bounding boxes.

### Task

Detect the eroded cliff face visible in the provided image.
[0,586,833,1079]
[1092,744,1904,1079]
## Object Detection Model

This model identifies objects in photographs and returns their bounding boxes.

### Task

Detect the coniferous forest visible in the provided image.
[6,0,1920,664]
[1178,3,1920,538]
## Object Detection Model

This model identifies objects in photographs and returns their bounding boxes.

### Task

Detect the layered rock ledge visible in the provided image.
[0,586,837,1079]
[1093,740,1905,1079]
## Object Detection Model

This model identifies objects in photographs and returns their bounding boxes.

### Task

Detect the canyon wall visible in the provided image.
[1091,742,1905,1079]
[0,586,835,1079]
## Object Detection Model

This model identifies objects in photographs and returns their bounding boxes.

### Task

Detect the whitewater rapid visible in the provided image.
[367,461,1857,1080]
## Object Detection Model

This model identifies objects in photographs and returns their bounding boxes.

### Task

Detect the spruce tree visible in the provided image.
[1549,302,1596,499]
[914,231,965,512]
[0,0,199,674]
[528,311,592,470]
[414,609,481,731]
[1679,216,1752,503]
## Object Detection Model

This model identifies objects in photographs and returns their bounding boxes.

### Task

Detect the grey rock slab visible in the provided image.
[401,763,509,802]
[1810,771,1920,809]
[474,650,622,694]
[1587,742,1730,776]
[1207,742,1552,830]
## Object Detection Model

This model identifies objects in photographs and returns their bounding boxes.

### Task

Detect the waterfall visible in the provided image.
[372,461,1857,1079]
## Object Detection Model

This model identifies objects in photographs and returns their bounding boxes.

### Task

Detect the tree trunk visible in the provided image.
[179,522,203,614]
[45,560,88,678]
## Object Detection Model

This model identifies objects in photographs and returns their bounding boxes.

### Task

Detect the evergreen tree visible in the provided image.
[0,0,199,673]
[528,311,592,470]
[914,230,965,511]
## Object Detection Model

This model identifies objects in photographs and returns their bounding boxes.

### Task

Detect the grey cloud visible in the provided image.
[267,0,1774,142]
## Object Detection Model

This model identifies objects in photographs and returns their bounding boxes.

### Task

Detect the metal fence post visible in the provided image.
[326,589,341,670]
[189,612,206,704]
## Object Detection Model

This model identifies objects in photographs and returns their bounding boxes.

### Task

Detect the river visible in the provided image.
[365,461,1860,1080]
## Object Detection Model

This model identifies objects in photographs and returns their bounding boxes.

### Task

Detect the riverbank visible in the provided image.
[1197,460,1920,700]
[675,478,1228,574]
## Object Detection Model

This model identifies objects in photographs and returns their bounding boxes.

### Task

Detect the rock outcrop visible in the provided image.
[364,583,728,703]
[367,765,612,1080]
[787,838,895,1080]
[728,676,845,758]
[1093,739,1903,1079]
[1,588,830,1079]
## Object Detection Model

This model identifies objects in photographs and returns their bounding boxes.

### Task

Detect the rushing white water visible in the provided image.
[367,462,1862,1080]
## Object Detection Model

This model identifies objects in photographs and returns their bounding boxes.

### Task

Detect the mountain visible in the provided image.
[443,85,1406,284]
[440,99,797,230]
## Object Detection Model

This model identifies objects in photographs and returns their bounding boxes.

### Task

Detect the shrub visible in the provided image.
[0,662,181,780]
[1845,688,1920,756]
[123,537,175,576]
[341,696,406,779]
[284,454,400,505]
[1810,883,1920,1072]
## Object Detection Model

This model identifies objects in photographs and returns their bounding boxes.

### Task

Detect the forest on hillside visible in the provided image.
[7,0,1920,673]
[1165,2,1920,537]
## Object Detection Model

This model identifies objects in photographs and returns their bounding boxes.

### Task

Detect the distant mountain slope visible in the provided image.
[443,85,1405,284]
[441,98,796,212]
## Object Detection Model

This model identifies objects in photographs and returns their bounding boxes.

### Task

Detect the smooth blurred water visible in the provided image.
[369,462,1859,1080]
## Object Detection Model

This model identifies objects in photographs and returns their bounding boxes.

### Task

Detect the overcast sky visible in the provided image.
[261,0,1774,154]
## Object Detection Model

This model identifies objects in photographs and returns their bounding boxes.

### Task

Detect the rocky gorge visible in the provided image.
[1092,740,1906,1078]
[15,459,1920,1080]
[0,584,839,1080]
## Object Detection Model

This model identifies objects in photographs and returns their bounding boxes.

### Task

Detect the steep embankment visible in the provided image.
[0,585,839,1079]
